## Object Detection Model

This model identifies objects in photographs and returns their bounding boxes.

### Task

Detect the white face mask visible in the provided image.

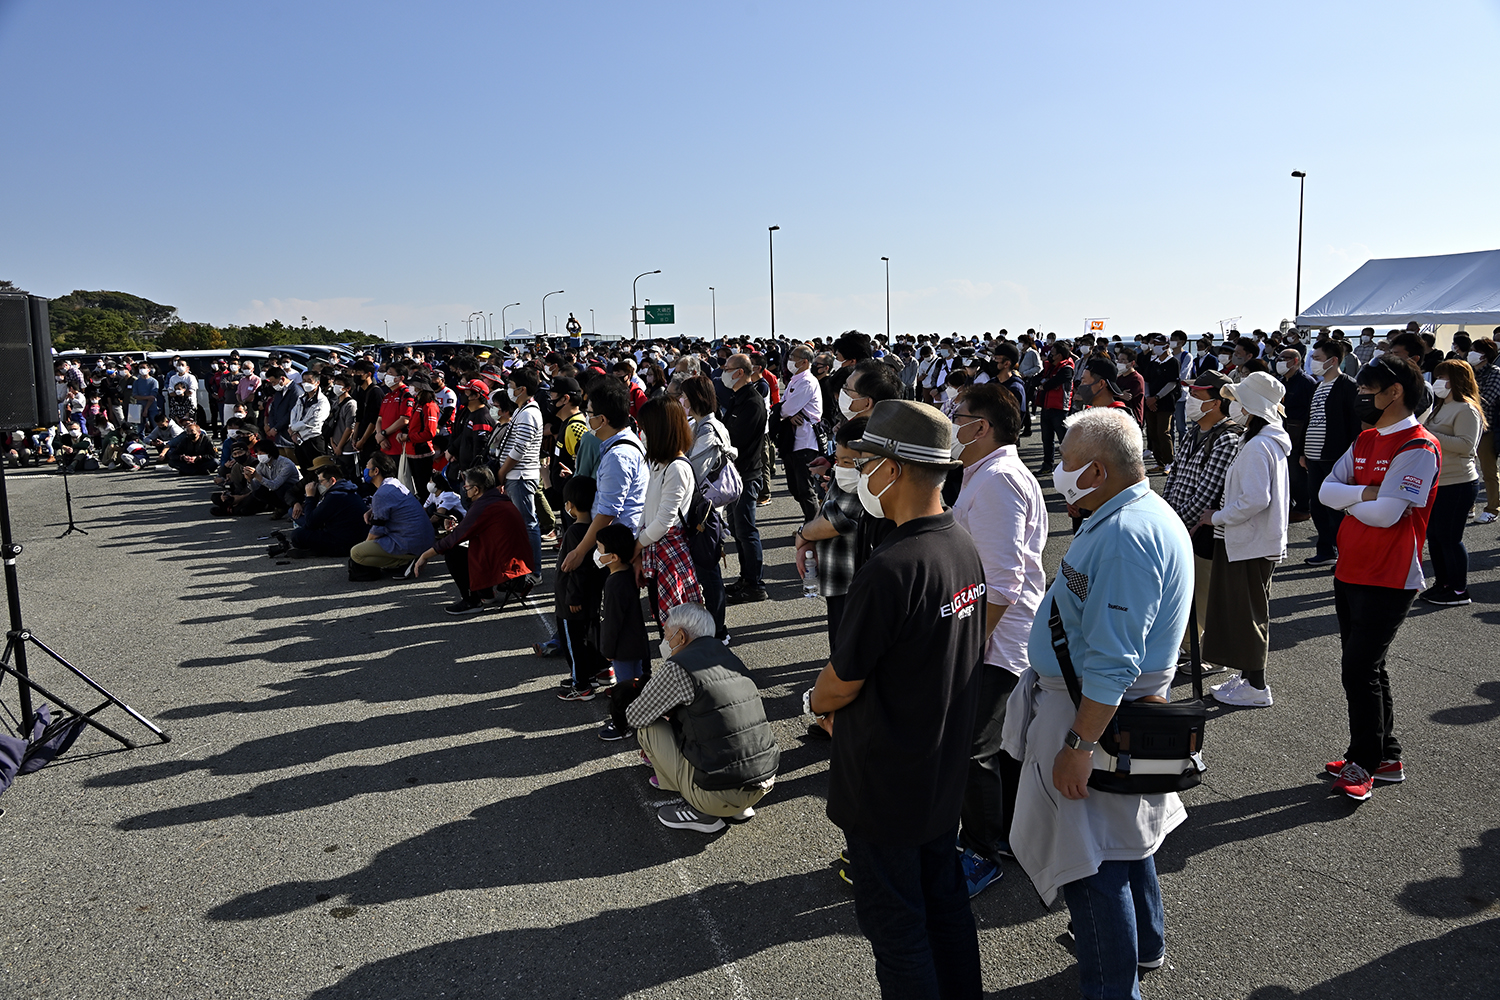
[1276,361,1292,375]
[1185,397,1212,421]
[383,373,399,387]
[1052,459,1101,505]
[256,454,270,465]
[950,418,980,460]
[720,370,739,390]
[1230,401,1250,423]
[1432,379,1451,399]
[833,466,861,492]
[856,458,895,518]
[659,637,676,662]
[506,386,518,402]
[427,482,439,495]
[592,549,608,569]
[1468,351,1484,367]
[332,384,347,396]
[941,386,957,402]
[303,382,318,394]
[839,389,862,419]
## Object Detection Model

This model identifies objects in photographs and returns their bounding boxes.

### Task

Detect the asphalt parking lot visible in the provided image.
[0,439,1496,999]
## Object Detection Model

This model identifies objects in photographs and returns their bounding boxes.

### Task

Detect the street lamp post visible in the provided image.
[881,257,890,340]
[1291,171,1307,318]
[542,290,563,334]
[501,302,520,339]
[633,269,660,341]
[384,319,388,341]
[645,299,652,338]
[589,309,595,336]
[487,312,493,340]
[709,287,716,339]
[768,225,780,339]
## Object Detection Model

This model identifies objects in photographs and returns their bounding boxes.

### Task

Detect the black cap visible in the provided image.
[1083,357,1128,399]
[1192,370,1233,398]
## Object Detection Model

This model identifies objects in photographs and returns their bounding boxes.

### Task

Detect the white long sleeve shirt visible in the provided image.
[637,457,694,546]
[780,368,824,452]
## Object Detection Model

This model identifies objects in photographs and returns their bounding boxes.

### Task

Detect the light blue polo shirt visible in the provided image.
[1027,480,1193,706]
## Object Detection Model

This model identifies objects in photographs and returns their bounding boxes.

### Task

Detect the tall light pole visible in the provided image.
[709,286,717,339]
[542,290,563,334]
[768,225,780,339]
[633,269,660,341]
[881,257,890,340]
[487,312,493,340]
[589,309,595,335]
[501,301,520,339]
[1291,171,1307,318]
[383,319,388,341]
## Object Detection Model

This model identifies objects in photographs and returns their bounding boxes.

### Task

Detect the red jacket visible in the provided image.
[432,488,534,589]
[405,400,440,457]
[378,386,412,456]
[626,381,648,417]
[1040,359,1075,411]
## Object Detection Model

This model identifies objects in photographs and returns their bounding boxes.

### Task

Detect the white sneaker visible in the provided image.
[1475,511,1497,525]
[1209,674,1245,698]
[1214,680,1273,707]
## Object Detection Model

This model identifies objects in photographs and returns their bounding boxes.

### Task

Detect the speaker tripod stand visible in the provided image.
[55,459,87,538]
[0,458,167,759]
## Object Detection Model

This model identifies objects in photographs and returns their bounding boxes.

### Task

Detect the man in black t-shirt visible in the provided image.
[806,399,986,999]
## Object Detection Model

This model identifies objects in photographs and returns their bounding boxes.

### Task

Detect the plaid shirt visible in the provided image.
[625,661,696,730]
[1161,418,1242,528]
[814,483,865,598]
[1476,363,1500,429]
[640,526,703,622]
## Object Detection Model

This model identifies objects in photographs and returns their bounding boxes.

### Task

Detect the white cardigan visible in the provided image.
[638,457,693,547]
[1210,423,1291,562]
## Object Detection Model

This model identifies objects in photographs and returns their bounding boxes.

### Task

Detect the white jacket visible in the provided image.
[288,389,331,442]
[1210,423,1291,562]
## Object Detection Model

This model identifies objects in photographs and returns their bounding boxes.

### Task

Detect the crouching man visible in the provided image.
[288,459,369,558]
[628,602,779,834]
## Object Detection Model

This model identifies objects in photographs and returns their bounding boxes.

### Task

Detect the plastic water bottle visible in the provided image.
[802,550,819,598]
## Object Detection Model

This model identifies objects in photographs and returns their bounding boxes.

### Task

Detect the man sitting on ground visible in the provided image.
[287,459,368,558]
[166,419,217,475]
[412,465,535,614]
[214,440,299,516]
[627,602,780,834]
[349,452,435,577]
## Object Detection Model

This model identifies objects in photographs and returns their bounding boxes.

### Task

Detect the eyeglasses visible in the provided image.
[850,456,888,474]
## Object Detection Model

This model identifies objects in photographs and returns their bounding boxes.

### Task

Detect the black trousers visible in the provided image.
[1334,579,1415,770]
[959,666,1022,863]
[289,525,360,557]
[1040,409,1067,469]
[294,435,328,469]
[443,544,493,601]
[1306,459,1343,560]
[785,447,822,522]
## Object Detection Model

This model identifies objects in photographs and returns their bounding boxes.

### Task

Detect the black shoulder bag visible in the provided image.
[1051,598,1208,794]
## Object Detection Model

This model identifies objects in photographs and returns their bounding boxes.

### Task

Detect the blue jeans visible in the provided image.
[1061,857,1165,1000]
[503,477,543,576]
[844,822,981,1000]
[1427,480,1478,593]
[730,488,762,586]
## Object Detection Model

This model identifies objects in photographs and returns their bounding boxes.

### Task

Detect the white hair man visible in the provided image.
[1002,406,1193,998]
[627,603,779,834]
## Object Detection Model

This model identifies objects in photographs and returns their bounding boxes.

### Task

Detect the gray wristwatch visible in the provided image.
[1064,729,1099,753]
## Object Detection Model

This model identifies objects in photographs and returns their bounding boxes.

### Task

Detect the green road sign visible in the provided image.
[643,304,674,325]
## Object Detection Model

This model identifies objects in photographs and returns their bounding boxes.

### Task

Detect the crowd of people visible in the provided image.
[32,317,1497,1000]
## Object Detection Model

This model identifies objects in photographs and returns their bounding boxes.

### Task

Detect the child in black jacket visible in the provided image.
[554,478,609,702]
[595,523,652,741]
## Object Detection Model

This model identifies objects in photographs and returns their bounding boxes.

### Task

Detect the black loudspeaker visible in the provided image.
[0,293,54,430]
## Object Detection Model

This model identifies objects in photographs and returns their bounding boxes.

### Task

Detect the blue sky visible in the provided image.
[3,1,1498,342]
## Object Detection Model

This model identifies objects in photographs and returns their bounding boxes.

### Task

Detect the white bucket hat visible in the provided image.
[1221,370,1286,423]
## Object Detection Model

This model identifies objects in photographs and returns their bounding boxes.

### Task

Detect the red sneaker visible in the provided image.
[1324,759,1404,783]
[1332,761,1375,801]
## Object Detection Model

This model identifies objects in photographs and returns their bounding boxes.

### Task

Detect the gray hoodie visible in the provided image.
[1210,422,1292,562]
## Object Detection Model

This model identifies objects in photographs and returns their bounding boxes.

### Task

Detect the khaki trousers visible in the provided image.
[637,721,770,818]
[349,539,415,568]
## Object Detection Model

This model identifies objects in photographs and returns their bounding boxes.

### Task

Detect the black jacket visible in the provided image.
[1143,355,1181,403]
[555,521,607,621]
[451,406,495,472]
[599,570,651,661]
[1313,375,1362,463]
[722,383,767,480]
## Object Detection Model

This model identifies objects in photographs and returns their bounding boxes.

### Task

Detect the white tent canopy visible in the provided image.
[1296,249,1500,329]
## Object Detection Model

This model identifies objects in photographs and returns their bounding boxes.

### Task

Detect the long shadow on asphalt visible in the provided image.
[1153,785,1354,875]
[205,767,728,919]
[296,868,859,1000]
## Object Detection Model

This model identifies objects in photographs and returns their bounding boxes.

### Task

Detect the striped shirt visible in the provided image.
[493,399,543,480]
[1304,379,1333,462]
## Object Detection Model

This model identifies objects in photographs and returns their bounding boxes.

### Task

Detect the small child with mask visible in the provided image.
[593,522,653,741]
[553,476,609,702]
